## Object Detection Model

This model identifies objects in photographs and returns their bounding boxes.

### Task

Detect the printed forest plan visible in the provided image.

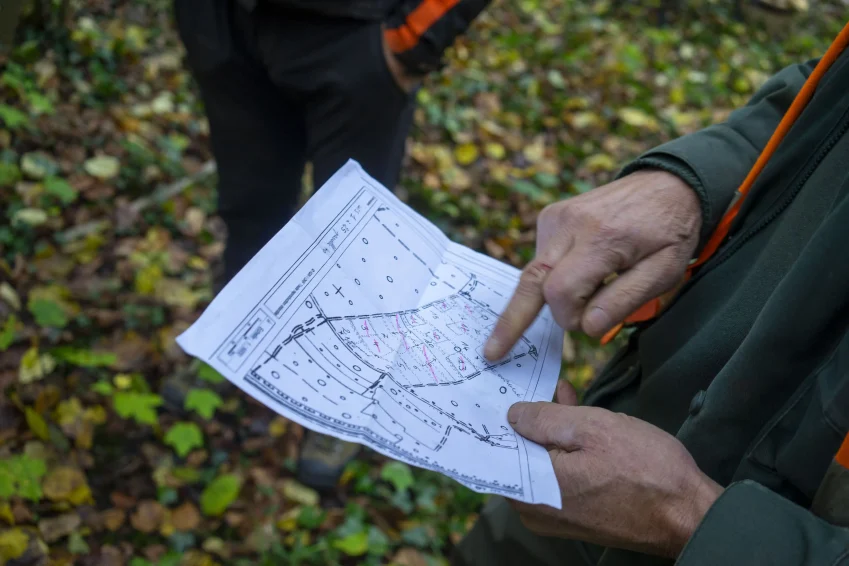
[177,160,564,508]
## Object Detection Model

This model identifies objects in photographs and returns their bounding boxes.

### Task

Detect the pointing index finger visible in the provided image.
[484,260,554,361]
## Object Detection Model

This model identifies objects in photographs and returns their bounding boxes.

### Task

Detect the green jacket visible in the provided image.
[583,49,849,564]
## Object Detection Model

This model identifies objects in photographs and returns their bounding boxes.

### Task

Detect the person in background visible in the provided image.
[173,0,491,491]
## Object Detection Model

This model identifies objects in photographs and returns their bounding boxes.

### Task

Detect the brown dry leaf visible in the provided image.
[100,508,126,532]
[42,467,93,505]
[171,502,201,532]
[130,500,166,534]
[38,512,81,542]
[390,548,429,566]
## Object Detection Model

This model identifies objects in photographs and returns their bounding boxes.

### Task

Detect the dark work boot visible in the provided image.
[296,430,362,491]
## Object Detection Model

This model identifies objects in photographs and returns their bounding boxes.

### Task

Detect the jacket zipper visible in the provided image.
[680,107,849,292]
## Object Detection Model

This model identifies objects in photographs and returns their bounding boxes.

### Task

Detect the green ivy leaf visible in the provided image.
[0,104,29,129]
[380,461,414,493]
[164,422,204,457]
[91,379,114,395]
[28,298,68,328]
[200,474,241,516]
[0,315,19,351]
[0,454,47,501]
[197,362,225,384]
[44,177,78,204]
[332,530,369,556]
[0,162,22,188]
[52,347,117,368]
[113,392,162,425]
[184,388,223,420]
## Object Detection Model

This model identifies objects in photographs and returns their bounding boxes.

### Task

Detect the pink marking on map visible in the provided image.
[395,314,408,350]
[422,345,438,383]
[374,339,380,353]
[465,305,474,315]
[461,323,468,333]
[459,355,466,371]
[362,320,369,337]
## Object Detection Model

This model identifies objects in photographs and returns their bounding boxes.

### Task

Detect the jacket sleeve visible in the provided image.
[383,0,491,76]
[618,59,818,246]
[674,480,849,566]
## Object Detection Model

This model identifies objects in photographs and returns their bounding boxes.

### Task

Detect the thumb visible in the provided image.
[555,379,578,406]
[507,402,581,450]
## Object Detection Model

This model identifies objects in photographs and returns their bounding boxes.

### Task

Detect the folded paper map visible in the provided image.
[177,160,563,508]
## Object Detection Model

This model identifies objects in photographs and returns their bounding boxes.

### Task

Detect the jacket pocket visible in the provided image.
[737,333,849,505]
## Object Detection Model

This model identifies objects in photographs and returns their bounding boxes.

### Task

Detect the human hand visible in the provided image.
[484,170,701,360]
[507,382,723,558]
[381,30,421,93]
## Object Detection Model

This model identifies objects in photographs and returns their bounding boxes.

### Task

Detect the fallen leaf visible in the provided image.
[20,151,58,180]
[391,548,429,566]
[380,461,414,493]
[38,512,81,542]
[333,530,369,556]
[12,208,48,227]
[83,155,121,180]
[42,466,93,505]
[184,389,222,420]
[163,422,204,457]
[0,528,28,560]
[454,143,479,166]
[200,474,241,517]
[130,500,166,534]
[0,283,21,311]
[25,408,49,441]
[100,508,126,532]
[18,348,57,384]
[281,479,319,506]
[171,502,200,532]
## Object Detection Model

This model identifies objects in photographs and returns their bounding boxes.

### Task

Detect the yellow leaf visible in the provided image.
[568,111,601,130]
[669,84,686,105]
[522,137,546,163]
[0,503,14,526]
[617,108,660,131]
[484,142,505,160]
[19,348,56,384]
[268,417,288,438]
[584,154,617,173]
[281,479,319,506]
[25,408,49,441]
[0,528,28,560]
[113,374,133,390]
[42,467,93,505]
[54,398,83,428]
[275,507,301,532]
[134,263,163,296]
[454,143,479,166]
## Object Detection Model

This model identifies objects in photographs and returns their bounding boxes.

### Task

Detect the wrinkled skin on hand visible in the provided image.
[485,169,701,360]
[508,381,724,558]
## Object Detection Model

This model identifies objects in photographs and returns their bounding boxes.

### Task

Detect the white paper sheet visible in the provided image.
[176,160,563,508]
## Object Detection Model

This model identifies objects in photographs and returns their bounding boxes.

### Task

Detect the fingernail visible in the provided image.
[484,336,501,361]
[585,307,611,335]
[507,403,527,424]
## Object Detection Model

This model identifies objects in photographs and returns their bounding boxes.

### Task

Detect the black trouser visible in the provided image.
[174,0,416,282]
